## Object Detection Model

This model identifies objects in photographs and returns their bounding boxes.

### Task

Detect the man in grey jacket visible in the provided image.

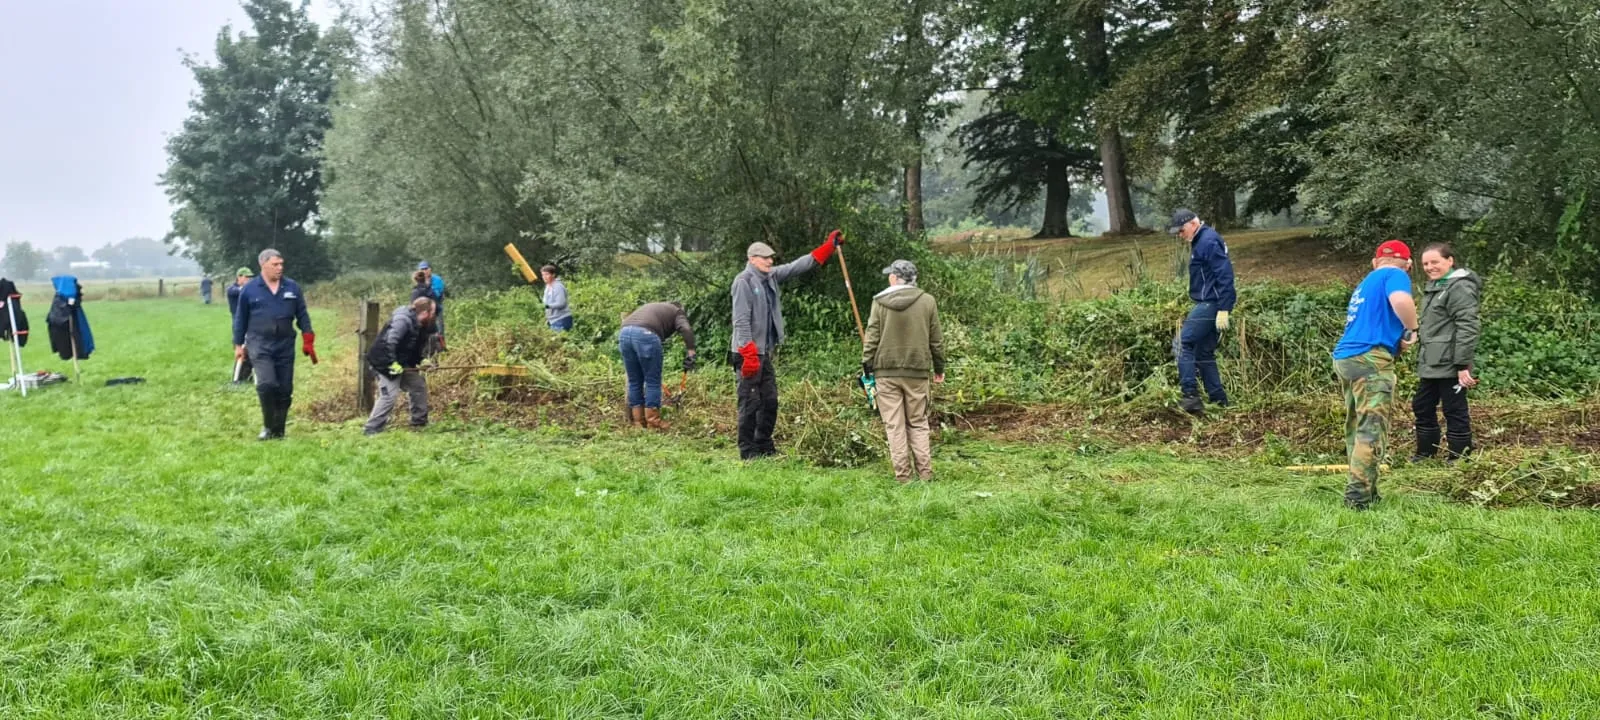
[729,231,841,459]
[363,297,439,435]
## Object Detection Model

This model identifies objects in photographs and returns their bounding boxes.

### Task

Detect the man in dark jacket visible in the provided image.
[200,276,213,305]
[862,260,945,483]
[233,249,317,440]
[1170,209,1237,416]
[364,297,438,435]
[226,267,254,384]
[620,301,696,429]
[729,231,840,459]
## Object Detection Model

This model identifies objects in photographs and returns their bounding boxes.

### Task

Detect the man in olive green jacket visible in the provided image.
[861,259,945,483]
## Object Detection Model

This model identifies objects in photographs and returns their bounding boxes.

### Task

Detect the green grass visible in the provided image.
[2,299,1599,718]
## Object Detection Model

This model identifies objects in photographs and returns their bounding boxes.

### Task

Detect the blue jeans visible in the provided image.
[619,326,663,407]
[549,316,573,332]
[1176,302,1228,404]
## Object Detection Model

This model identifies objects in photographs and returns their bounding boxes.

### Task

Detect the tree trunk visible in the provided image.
[1199,175,1238,227]
[904,155,925,236]
[1036,160,1072,239]
[1080,0,1141,235]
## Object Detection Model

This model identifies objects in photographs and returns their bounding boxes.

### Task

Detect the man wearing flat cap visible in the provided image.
[1169,209,1236,417]
[728,231,842,459]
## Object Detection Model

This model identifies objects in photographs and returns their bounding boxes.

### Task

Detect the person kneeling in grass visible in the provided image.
[364,297,439,436]
[862,259,945,483]
[1331,240,1419,510]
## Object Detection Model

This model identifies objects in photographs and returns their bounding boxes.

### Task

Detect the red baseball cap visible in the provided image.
[1375,240,1411,260]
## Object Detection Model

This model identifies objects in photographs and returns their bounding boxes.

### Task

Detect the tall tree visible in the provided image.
[958,103,1098,238]
[163,0,336,280]
[2,241,45,280]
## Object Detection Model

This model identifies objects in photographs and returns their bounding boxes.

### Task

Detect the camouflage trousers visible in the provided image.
[1334,348,1396,507]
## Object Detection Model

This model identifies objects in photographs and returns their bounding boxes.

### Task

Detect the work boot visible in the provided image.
[629,406,645,428]
[1179,395,1205,417]
[1445,436,1473,465]
[645,407,669,430]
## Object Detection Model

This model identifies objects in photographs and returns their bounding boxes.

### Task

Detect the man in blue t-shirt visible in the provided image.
[1332,240,1420,509]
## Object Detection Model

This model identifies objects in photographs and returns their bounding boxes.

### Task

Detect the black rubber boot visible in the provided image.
[1179,395,1205,417]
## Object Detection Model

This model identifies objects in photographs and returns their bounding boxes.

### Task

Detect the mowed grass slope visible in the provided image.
[2,299,1598,718]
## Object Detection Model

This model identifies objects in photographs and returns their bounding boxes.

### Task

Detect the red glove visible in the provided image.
[302,332,319,364]
[738,341,761,378]
[810,230,842,265]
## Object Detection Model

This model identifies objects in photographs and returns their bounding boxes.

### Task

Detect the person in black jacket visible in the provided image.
[363,297,438,435]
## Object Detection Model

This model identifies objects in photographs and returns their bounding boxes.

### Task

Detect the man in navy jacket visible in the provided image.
[1170,209,1236,416]
[233,249,317,440]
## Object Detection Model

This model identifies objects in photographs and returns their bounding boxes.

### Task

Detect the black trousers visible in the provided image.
[248,335,296,435]
[735,354,779,459]
[1413,377,1472,457]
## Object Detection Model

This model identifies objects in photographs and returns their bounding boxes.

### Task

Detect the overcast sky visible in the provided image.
[0,0,334,253]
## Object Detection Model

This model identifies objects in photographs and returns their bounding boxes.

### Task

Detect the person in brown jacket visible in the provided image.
[861,259,945,483]
[620,301,696,429]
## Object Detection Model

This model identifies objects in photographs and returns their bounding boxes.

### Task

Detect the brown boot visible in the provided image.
[645,407,670,430]
[628,406,645,428]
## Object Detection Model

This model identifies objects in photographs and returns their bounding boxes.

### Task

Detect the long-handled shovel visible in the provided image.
[834,234,878,411]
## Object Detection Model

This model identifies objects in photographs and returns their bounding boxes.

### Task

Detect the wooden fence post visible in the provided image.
[157,278,165,297]
[357,300,381,413]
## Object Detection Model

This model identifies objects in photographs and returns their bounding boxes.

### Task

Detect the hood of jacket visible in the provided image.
[874,285,924,311]
[1425,267,1479,294]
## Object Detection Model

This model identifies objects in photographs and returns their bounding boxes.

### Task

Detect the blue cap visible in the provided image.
[417,261,431,270]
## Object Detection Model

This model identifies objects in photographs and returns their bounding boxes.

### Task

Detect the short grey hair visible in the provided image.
[258,248,282,265]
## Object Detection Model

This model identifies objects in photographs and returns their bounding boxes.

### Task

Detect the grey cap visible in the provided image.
[882,259,918,283]
[1167,208,1198,234]
[746,241,777,258]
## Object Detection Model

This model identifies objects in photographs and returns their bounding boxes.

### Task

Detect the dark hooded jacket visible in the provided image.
[0,279,28,347]
[366,304,437,376]
[1417,268,1482,379]
[861,284,945,379]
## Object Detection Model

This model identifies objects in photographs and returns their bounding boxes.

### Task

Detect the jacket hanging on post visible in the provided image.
[0,278,28,348]
[47,276,94,361]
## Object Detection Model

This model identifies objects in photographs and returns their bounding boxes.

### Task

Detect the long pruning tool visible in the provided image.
[834,231,878,411]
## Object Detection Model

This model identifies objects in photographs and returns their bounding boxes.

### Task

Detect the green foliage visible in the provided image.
[1,241,45,281]
[163,0,337,280]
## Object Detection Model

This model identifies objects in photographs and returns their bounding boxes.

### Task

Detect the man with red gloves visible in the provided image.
[729,232,840,459]
[233,248,317,440]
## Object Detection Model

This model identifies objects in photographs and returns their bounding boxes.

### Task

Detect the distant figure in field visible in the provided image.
[233,249,317,440]
[619,301,697,430]
[200,275,213,305]
[416,261,445,338]
[1331,240,1419,510]
[541,265,571,332]
[226,267,254,384]
[1169,209,1236,417]
[364,297,438,436]
[1411,242,1481,463]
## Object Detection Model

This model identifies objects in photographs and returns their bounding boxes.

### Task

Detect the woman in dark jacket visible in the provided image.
[1412,243,1481,462]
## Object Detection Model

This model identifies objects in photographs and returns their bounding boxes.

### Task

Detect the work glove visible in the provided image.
[861,361,873,377]
[683,354,696,372]
[738,341,761,378]
[387,362,403,377]
[1215,311,1231,332]
[302,332,319,364]
[810,230,843,265]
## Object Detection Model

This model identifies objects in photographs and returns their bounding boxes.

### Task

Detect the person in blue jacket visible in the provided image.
[417,261,445,337]
[226,267,255,384]
[1169,209,1237,417]
[233,249,317,440]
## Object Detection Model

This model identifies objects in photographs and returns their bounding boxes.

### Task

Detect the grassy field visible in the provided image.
[934,228,1368,299]
[3,299,1599,717]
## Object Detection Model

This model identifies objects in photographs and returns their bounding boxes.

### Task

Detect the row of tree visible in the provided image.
[2,238,201,281]
[162,0,1600,293]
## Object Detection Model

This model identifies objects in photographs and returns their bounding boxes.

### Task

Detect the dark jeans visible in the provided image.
[247,335,295,434]
[549,316,573,332]
[1413,377,1472,457]
[1176,302,1227,404]
[619,326,664,408]
[735,354,778,459]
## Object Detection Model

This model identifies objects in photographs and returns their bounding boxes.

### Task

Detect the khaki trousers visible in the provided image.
[876,376,932,481]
